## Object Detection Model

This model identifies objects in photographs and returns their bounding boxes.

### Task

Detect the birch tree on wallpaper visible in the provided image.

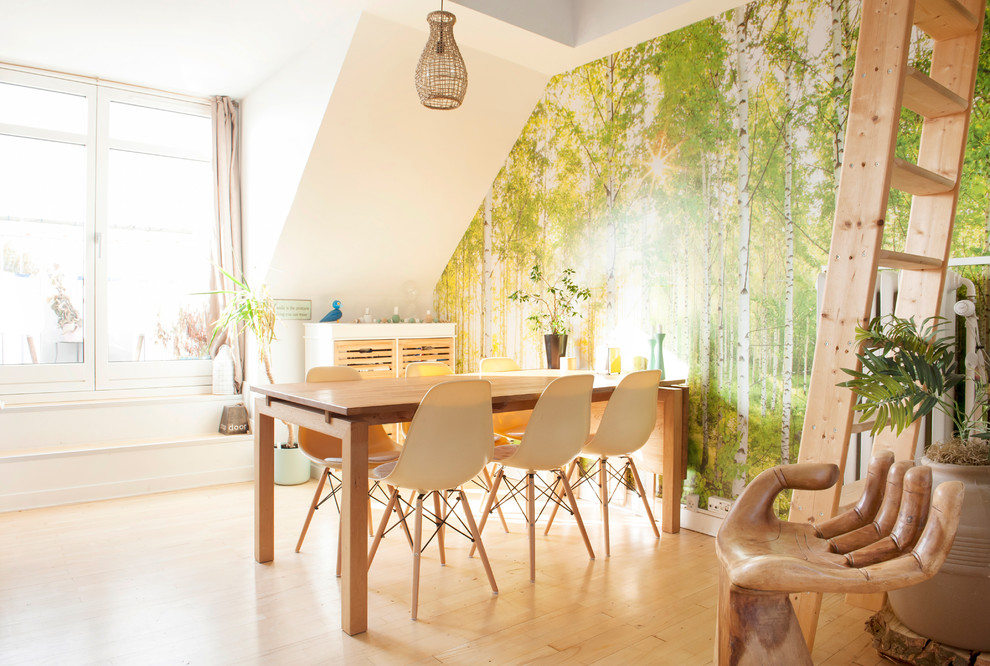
[436,0,990,509]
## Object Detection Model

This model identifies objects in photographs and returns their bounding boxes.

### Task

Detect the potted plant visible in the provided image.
[840,313,989,652]
[208,268,309,485]
[508,261,591,369]
[48,269,81,338]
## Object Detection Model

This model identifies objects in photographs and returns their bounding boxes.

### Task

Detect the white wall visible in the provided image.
[262,13,549,382]
[240,8,363,290]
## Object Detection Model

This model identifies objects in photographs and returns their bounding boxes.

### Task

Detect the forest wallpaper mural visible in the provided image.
[435,0,990,508]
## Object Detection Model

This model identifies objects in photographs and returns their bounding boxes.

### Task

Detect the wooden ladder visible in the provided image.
[787,0,986,648]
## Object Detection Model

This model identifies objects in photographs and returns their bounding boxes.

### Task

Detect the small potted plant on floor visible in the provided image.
[840,313,989,653]
[208,268,310,485]
[509,261,591,369]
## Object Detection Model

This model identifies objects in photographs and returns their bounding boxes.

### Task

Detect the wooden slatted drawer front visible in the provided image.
[398,337,454,373]
[334,340,397,378]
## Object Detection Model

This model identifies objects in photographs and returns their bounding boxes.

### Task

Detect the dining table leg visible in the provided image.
[340,419,369,635]
[254,399,275,563]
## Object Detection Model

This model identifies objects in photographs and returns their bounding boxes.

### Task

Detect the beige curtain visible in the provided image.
[209,96,245,391]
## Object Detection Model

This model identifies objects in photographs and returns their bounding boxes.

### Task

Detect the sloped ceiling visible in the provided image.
[263,13,550,319]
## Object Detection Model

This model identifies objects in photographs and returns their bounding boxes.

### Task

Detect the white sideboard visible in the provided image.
[303,323,456,378]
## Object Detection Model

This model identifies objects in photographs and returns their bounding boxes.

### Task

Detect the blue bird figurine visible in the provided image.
[321,300,342,322]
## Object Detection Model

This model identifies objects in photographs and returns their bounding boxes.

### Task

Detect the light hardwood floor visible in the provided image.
[0,480,885,665]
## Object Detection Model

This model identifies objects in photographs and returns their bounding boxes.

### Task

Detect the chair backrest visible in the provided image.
[405,361,453,378]
[480,357,521,373]
[587,370,661,457]
[510,374,593,471]
[383,380,494,492]
[298,366,396,462]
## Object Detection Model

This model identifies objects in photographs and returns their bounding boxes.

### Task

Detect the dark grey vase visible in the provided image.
[544,334,567,369]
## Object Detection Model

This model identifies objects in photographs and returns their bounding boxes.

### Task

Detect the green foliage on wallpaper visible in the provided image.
[436,0,990,506]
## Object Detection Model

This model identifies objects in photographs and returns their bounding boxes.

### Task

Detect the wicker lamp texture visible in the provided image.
[415,10,467,110]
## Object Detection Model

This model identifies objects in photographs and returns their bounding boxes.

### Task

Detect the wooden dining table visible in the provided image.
[252,371,686,635]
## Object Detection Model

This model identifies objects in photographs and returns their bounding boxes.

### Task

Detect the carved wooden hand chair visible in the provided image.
[715,451,964,665]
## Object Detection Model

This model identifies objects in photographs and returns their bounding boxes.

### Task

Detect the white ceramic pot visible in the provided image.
[274,446,312,486]
[887,458,990,652]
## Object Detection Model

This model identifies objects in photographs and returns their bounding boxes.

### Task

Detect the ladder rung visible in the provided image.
[838,478,867,514]
[903,67,969,118]
[891,158,956,195]
[914,0,980,40]
[850,419,877,434]
[877,249,944,270]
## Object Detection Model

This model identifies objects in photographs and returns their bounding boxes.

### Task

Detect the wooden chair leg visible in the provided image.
[483,466,510,533]
[433,491,446,565]
[458,489,498,595]
[627,457,660,538]
[389,484,414,550]
[368,494,374,536]
[296,468,329,553]
[544,458,578,535]
[411,493,424,621]
[527,472,537,582]
[559,468,595,560]
[471,466,504,557]
[599,456,610,558]
[368,486,400,568]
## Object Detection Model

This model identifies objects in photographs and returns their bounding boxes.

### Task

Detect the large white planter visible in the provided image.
[274,447,312,486]
[887,458,990,652]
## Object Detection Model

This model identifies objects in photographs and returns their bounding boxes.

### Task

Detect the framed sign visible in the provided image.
[274,299,312,321]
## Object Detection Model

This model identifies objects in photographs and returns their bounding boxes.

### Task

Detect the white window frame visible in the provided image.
[0,66,214,395]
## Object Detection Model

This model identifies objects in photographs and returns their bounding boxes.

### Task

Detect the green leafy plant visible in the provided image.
[204,268,293,447]
[508,262,591,335]
[839,314,989,464]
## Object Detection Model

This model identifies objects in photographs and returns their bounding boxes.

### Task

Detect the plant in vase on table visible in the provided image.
[839,313,990,653]
[207,268,310,484]
[508,261,591,369]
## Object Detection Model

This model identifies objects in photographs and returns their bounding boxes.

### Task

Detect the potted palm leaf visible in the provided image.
[508,261,591,369]
[208,268,309,485]
[840,313,989,652]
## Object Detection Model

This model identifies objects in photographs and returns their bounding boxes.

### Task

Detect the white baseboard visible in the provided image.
[0,435,254,512]
[679,506,725,537]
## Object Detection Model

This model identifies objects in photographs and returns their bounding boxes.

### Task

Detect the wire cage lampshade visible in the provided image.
[415,6,467,110]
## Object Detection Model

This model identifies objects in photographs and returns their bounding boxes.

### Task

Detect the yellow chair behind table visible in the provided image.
[479,357,531,441]
[475,374,596,582]
[544,369,662,557]
[367,380,498,620]
[295,366,409,575]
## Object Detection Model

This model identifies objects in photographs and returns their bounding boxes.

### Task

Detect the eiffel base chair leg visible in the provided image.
[411,494,424,621]
[483,466,510,533]
[599,457,610,557]
[471,466,505,557]
[296,467,331,553]
[371,488,497,621]
[544,458,579,535]
[626,456,660,539]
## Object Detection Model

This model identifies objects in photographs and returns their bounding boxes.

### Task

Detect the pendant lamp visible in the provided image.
[415,1,467,110]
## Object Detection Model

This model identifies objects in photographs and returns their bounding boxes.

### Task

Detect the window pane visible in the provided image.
[0,82,87,135]
[107,150,213,362]
[0,135,87,365]
[109,102,211,158]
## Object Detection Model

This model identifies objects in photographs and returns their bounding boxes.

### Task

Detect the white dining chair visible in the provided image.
[544,369,662,556]
[475,373,595,581]
[366,379,498,620]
